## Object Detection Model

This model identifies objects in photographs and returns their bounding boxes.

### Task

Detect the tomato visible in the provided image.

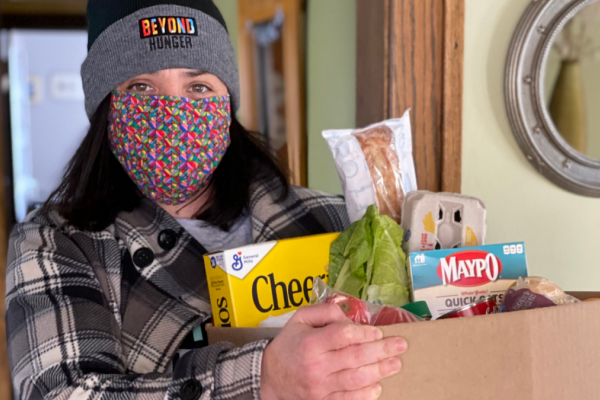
[372,306,404,326]
[325,294,372,325]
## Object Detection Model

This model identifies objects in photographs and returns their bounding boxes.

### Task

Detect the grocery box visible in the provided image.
[409,242,528,319]
[203,233,338,328]
[401,191,487,254]
[207,293,600,400]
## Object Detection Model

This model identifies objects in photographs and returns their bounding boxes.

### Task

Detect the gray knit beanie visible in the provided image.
[81,0,239,120]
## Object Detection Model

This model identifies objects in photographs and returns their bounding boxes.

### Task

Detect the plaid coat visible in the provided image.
[5,180,349,400]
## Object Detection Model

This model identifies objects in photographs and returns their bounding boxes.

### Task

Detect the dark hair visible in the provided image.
[44,95,289,232]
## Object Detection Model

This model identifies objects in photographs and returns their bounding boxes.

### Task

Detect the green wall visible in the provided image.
[462,0,600,290]
[306,0,356,195]
[213,0,355,195]
[212,0,239,61]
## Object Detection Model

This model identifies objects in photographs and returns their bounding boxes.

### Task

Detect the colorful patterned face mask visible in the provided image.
[108,91,231,205]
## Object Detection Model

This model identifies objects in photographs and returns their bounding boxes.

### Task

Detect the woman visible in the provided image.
[5,1,407,399]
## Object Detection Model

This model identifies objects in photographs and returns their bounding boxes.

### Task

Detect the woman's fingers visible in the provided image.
[291,303,348,328]
[260,303,407,400]
[327,357,402,393]
[315,321,384,351]
[331,337,407,371]
[324,384,383,400]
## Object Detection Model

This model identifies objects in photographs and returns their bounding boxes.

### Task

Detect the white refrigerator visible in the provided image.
[2,29,89,221]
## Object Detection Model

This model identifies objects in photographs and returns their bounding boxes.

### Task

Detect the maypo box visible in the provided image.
[409,243,528,319]
[204,233,338,328]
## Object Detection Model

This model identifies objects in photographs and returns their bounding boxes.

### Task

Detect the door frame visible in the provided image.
[356,0,465,193]
[238,0,307,186]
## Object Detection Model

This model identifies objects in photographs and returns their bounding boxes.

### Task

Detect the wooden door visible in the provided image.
[356,0,465,193]
[0,5,12,397]
[1,0,87,15]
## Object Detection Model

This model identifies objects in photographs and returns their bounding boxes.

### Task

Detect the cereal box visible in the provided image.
[204,233,339,327]
[409,243,528,319]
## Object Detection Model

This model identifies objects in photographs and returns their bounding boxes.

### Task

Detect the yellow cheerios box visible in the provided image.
[204,233,339,328]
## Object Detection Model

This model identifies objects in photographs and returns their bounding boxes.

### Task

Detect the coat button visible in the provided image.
[180,379,202,400]
[158,229,178,251]
[133,248,155,268]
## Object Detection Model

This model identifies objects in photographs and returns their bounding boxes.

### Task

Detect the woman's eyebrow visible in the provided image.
[185,70,208,78]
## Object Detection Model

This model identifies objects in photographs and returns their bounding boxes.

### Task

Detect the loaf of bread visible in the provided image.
[322,111,417,224]
[508,277,580,306]
[353,126,404,224]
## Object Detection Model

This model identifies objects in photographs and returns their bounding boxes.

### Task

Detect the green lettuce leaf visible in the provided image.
[329,205,410,306]
[330,208,374,297]
[345,215,373,280]
[366,283,410,308]
[333,259,366,298]
[328,221,359,286]
[379,214,404,250]
[371,215,410,291]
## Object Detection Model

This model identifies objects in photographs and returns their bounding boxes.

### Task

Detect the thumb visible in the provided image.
[292,303,348,328]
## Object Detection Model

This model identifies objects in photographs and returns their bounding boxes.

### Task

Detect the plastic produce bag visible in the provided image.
[501,276,580,312]
[258,311,297,328]
[311,277,422,326]
[323,111,417,224]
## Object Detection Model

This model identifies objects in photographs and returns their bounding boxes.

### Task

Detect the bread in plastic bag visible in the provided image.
[311,277,422,326]
[322,111,417,224]
[501,276,580,312]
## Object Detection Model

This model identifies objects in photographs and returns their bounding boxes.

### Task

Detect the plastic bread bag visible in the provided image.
[311,277,422,326]
[501,276,581,312]
[322,110,418,224]
[258,311,297,328]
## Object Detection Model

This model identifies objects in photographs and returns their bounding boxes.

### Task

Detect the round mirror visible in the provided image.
[544,1,600,159]
[506,0,600,197]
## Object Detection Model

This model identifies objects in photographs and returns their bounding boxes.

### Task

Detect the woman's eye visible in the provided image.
[130,83,151,92]
[191,84,210,93]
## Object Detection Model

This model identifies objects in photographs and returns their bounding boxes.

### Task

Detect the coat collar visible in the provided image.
[116,178,297,247]
[111,179,302,373]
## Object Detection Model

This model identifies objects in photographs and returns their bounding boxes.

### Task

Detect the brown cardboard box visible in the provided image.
[207,294,600,399]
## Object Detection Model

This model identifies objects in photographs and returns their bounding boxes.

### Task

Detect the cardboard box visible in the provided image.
[203,233,338,327]
[207,294,600,399]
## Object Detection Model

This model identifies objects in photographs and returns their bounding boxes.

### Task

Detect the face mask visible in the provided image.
[108,91,231,205]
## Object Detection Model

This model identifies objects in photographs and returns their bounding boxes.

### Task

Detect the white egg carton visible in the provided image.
[401,191,487,254]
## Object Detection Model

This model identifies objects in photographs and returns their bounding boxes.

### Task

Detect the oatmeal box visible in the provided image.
[409,243,529,319]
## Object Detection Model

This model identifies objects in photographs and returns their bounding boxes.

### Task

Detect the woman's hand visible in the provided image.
[260,304,408,400]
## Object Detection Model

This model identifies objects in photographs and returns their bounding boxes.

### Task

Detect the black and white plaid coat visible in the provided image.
[5,180,349,400]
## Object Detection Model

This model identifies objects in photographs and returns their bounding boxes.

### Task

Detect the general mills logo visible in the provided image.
[210,257,217,269]
[414,253,426,264]
[232,252,243,271]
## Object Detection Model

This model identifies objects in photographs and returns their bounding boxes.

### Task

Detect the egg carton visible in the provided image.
[401,191,487,255]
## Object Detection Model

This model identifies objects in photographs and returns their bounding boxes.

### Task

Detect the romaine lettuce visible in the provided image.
[329,205,410,306]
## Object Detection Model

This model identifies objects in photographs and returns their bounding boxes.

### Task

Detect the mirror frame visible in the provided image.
[505,0,600,197]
